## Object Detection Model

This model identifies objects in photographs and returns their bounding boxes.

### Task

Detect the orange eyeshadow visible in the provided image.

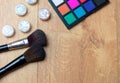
[58,4,70,15]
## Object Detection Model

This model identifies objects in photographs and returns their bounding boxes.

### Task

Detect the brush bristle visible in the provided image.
[23,43,46,63]
[27,29,47,46]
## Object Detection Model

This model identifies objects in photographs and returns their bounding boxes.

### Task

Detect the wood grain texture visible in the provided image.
[116,0,120,82]
[0,0,119,83]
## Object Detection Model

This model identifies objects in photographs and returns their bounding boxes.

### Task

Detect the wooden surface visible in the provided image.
[0,0,119,83]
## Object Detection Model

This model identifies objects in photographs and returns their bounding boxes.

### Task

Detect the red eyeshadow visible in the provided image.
[80,0,86,3]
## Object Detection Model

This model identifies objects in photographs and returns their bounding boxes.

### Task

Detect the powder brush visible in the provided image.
[0,29,47,53]
[0,43,46,78]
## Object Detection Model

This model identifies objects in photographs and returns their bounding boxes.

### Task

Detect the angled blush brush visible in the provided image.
[0,29,47,53]
[0,43,46,78]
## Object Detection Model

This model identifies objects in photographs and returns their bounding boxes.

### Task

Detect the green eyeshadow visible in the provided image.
[64,13,77,25]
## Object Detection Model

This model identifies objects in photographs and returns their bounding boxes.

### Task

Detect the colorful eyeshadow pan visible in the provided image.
[80,0,86,3]
[74,7,86,18]
[64,13,77,25]
[67,0,80,9]
[52,0,64,6]
[58,3,70,15]
[49,0,109,29]
[84,0,95,12]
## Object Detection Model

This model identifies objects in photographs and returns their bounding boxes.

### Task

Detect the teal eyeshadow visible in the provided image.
[64,13,77,25]
[74,6,86,18]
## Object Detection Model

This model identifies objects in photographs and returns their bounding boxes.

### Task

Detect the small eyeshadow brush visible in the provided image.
[0,43,46,78]
[0,29,47,53]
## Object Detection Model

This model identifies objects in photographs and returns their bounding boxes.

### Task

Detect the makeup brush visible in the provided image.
[0,29,47,53]
[0,43,46,78]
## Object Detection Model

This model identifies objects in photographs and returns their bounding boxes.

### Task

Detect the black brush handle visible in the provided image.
[0,44,9,53]
[0,55,27,78]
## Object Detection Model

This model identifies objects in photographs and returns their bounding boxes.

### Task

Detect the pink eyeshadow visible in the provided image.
[67,0,80,9]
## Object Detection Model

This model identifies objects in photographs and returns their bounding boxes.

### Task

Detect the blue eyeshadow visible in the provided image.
[74,6,86,18]
[84,0,96,12]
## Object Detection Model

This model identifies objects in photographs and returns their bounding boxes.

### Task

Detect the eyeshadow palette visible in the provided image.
[49,0,109,29]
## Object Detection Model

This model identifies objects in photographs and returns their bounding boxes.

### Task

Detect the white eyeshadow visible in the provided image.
[2,25,15,37]
[15,4,27,16]
[18,20,31,33]
[25,0,37,5]
[38,8,51,21]
[52,0,64,6]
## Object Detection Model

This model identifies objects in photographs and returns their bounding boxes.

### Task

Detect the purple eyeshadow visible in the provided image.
[67,0,80,9]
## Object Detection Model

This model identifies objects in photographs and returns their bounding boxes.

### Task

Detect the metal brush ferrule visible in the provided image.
[8,39,29,50]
